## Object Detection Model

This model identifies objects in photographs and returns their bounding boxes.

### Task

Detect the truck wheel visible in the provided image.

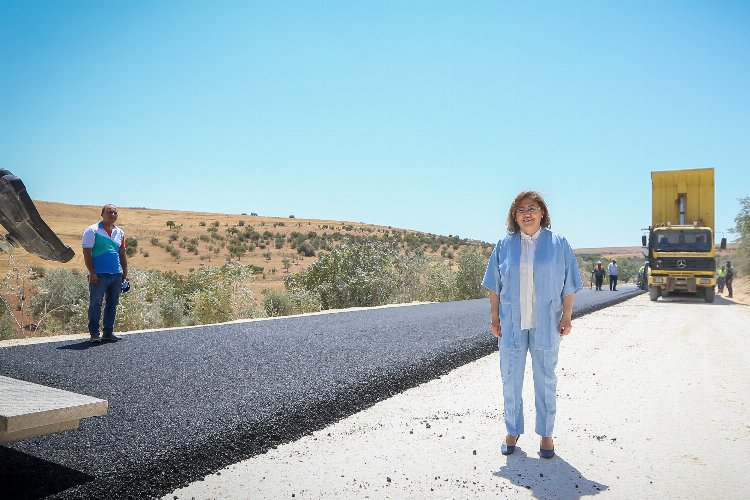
[704,287,715,303]
[649,286,660,301]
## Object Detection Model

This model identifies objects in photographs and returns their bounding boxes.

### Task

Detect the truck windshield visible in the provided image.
[653,229,712,252]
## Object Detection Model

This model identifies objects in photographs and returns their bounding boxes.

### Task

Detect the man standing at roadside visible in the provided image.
[82,204,128,343]
[717,265,727,294]
[725,261,735,298]
[608,259,618,291]
[593,261,606,291]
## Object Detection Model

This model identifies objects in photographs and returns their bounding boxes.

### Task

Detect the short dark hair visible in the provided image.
[506,191,551,233]
[101,204,118,215]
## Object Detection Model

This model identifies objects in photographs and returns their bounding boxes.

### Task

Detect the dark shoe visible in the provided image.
[539,446,555,459]
[101,334,122,342]
[89,336,101,344]
[501,435,519,456]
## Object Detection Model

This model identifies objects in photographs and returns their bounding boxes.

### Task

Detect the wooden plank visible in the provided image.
[0,375,107,443]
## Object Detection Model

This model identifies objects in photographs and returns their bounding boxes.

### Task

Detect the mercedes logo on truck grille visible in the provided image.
[677,259,687,268]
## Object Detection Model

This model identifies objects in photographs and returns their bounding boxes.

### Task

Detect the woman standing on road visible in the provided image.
[482,191,583,459]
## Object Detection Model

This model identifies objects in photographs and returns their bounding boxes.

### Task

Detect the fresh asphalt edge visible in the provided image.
[52,290,645,500]
[53,339,495,499]
[573,287,645,317]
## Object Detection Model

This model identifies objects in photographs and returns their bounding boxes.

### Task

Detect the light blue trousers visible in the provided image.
[499,328,559,437]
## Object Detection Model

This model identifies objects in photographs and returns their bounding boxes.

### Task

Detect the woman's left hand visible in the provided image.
[559,316,573,336]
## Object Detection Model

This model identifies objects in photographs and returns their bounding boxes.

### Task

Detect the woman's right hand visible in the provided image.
[491,322,502,338]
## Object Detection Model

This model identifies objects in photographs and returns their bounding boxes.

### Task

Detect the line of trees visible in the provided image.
[731,196,749,275]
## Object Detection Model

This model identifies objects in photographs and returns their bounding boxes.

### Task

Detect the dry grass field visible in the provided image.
[0,200,488,299]
[574,246,644,259]
[576,244,738,262]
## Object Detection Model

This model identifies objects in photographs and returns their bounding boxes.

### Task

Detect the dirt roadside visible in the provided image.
[168,292,750,499]
[723,275,750,304]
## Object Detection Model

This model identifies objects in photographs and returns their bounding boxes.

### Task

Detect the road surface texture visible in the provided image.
[169,292,750,500]
[0,287,640,499]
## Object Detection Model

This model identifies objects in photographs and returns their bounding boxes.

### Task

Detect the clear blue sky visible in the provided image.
[1,0,747,248]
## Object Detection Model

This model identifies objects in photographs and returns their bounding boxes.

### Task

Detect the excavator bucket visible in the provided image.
[0,169,75,262]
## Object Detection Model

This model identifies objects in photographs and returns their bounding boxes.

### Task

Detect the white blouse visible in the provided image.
[520,228,541,330]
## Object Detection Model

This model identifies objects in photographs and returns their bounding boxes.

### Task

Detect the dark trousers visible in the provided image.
[595,277,603,290]
[88,273,122,336]
[609,275,618,290]
[726,276,733,297]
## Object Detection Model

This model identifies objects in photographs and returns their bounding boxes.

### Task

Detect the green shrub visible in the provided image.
[454,252,487,300]
[421,261,456,302]
[29,269,89,329]
[263,289,293,317]
[125,238,138,257]
[232,288,265,320]
[392,251,428,303]
[285,240,397,309]
[191,287,233,324]
[116,269,187,331]
[289,289,322,314]
[732,196,750,274]
[297,242,316,257]
[0,315,16,340]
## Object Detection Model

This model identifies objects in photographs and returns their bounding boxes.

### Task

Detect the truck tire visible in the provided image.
[649,286,660,301]
[704,287,715,303]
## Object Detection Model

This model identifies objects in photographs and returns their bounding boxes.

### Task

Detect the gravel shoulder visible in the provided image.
[169,293,750,499]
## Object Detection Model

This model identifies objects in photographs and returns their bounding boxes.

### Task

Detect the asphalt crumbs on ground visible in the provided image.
[0,286,642,499]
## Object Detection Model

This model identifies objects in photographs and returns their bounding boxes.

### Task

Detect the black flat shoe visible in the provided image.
[539,446,555,459]
[501,435,519,456]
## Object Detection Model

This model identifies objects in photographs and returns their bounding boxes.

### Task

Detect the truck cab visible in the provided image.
[647,224,717,301]
[643,168,725,303]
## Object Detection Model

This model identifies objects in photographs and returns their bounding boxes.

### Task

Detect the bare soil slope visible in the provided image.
[1,201,487,296]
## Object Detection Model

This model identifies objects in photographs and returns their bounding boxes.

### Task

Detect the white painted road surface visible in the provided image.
[169,293,750,499]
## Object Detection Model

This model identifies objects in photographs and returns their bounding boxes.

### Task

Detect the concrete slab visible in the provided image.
[0,375,107,443]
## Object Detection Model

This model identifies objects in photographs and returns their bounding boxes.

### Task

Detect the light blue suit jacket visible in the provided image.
[482,228,583,351]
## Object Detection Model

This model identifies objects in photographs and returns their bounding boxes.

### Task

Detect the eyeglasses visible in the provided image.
[515,206,540,216]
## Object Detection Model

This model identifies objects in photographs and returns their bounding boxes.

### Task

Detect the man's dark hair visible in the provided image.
[101,204,117,215]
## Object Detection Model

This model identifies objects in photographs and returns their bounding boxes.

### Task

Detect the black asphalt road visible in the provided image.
[0,286,641,499]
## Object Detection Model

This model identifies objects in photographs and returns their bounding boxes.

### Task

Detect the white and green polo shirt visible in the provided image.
[82,222,125,274]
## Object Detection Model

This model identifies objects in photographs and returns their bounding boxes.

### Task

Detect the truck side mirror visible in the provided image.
[720,237,726,250]
[641,235,647,247]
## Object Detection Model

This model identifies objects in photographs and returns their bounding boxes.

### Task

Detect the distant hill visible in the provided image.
[0,201,491,295]
[574,243,737,261]
[574,246,645,259]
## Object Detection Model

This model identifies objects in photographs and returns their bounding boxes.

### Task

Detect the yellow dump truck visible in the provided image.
[642,168,726,303]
